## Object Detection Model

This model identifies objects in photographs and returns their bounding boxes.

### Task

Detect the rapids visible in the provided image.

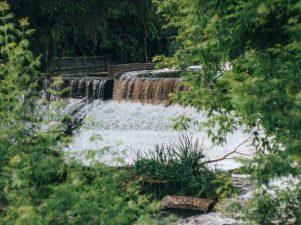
[65,100,253,170]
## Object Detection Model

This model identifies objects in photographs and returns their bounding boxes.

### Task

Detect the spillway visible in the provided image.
[41,78,113,101]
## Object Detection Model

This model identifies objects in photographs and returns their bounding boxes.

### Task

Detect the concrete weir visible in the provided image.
[41,57,185,104]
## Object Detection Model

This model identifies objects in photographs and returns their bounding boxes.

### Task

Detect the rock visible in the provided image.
[161,195,214,212]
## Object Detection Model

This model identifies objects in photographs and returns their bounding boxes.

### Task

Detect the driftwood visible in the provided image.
[161,195,214,212]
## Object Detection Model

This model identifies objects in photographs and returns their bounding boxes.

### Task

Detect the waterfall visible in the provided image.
[113,78,188,105]
[70,79,111,101]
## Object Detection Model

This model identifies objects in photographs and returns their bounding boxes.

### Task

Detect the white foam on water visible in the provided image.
[119,68,178,79]
[181,212,238,225]
[65,100,253,170]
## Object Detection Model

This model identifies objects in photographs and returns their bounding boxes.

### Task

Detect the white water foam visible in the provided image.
[65,100,253,170]
[119,68,179,79]
[181,212,237,225]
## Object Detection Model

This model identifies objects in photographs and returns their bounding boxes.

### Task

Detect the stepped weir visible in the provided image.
[113,78,187,105]
[42,58,187,105]
[69,79,113,100]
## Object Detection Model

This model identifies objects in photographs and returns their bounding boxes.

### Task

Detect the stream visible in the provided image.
[63,99,253,225]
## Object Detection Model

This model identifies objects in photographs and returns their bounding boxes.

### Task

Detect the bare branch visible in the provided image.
[205,136,252,164]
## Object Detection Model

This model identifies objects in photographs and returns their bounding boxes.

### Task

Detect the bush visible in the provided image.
[133,134,220,200]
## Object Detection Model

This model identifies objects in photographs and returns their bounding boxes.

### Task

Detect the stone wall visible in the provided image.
[50,56,111,76]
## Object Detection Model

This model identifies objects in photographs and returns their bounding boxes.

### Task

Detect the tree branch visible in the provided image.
[205,136,252,164]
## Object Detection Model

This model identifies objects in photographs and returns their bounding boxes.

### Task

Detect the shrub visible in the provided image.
[154,0,301,223]
[133,134,219,200]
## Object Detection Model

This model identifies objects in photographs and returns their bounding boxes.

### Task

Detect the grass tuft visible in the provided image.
[133,134,219,200]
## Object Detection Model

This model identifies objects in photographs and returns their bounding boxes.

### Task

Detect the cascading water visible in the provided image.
[112,69,189,105]
[40,77,113,102]
[63,69,253,169]
[70,79,109,100]
[113,78,188,105]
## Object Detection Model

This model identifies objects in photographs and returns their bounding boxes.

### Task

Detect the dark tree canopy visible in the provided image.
[8,0,170,67]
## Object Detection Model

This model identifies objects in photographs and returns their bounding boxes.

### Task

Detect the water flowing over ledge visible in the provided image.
[69,79,113,100]
[41,68,184,104]
[117,68,180,79]
[113,78,188,105]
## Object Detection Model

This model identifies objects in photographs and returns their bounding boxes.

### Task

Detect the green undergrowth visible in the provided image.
[133,135,237,200]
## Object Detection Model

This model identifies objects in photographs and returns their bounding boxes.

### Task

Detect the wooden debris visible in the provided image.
[161,195,214,212]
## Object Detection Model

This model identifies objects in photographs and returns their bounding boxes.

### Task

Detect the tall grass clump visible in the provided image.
[133,134,219,200]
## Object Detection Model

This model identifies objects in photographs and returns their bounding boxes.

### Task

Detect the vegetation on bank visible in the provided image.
[154,0,301,223]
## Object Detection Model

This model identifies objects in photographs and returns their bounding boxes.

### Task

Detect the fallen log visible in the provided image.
[161,195,214,212]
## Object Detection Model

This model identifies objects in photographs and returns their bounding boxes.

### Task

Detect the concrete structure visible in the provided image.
[107,63,155,78]
[50,56,111,77]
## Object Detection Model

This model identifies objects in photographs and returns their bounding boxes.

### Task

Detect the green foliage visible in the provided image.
[171,115,192,130]
[46,76,70,99]
[246,183,301,225]
[133,135,232,200]
[154,0,301,223]
[0,3,175,224]
[212,172,237,199]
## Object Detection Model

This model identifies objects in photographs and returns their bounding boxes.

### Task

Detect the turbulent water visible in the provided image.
[65,100,253,170]
[64,99,253,225]
[118,68,179,79]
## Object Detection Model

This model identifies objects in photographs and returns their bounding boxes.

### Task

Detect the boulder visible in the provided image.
[161,195,214,212]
